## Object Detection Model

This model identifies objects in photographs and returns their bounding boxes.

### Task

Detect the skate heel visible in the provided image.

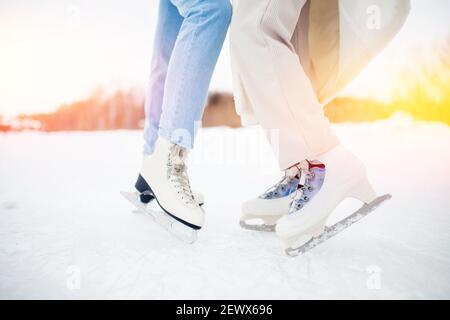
[240,214,280,232]
[348,175,377,204]
[135,174,154,204]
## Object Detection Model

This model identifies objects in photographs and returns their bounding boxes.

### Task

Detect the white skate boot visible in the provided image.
[276,145,392,256]
[121,138,204,243]
[240,167,300,232]
[132,175,205,207]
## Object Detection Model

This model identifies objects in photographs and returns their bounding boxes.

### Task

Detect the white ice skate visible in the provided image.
[121,138,204,244]
[127,178,205,208]
[275,145,392,256]
[240,167,300,232]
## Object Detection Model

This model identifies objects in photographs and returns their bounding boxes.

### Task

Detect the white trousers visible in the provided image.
[230,0,339,170]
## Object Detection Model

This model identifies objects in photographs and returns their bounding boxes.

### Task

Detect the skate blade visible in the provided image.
[120,191,198,244]
[239,220,276,232]
[239,214,280,232]
[285,194,392,257]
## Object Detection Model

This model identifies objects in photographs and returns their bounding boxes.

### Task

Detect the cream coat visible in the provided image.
[230,0,410,169]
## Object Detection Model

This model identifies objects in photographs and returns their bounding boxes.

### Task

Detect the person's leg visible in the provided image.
[158,0,232,149]
[143,0,183,155]
[231,0,337,231]
[231,0,386,253]
[132,0,231,236]
[230,0,339,170]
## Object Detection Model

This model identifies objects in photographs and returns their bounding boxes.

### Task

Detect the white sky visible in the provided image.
[0,0,449,116]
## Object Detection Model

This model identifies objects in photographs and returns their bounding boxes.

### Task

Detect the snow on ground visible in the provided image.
[0,114,449,299]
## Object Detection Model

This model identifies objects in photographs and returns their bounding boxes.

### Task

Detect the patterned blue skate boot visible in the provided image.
[240,167,302,232]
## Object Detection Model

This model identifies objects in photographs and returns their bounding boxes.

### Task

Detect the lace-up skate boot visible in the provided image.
[240,167,301,232]
[134,174,205,206]
[137,138,204,230]
[276,144,390,256]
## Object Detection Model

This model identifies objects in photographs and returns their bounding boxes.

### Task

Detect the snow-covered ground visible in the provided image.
[1,114,449,299]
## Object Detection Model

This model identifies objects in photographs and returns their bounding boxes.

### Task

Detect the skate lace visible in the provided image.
[167,144,196,206]
[260,169,300,200]
[289,167,319,214]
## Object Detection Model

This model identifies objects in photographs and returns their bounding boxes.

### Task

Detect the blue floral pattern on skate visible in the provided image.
[289,165,326,215]
[259,175,300,200]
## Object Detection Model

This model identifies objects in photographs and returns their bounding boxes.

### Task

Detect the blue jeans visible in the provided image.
[143,0,232,154]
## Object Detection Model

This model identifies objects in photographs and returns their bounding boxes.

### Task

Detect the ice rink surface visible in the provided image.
[1,114,449,299]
